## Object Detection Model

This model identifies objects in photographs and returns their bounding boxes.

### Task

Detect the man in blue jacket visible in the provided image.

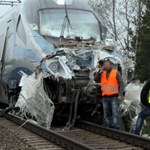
[134,80,150,135]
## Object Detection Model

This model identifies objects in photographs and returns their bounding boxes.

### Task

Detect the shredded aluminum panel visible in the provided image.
[15,72,54,129]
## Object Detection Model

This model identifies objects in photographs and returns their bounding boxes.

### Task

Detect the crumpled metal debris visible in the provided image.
[120,81,144,132]
[15,71,55,129]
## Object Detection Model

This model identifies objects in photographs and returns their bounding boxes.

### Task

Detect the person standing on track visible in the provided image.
[95,59,124,129]
[134,80,150,135]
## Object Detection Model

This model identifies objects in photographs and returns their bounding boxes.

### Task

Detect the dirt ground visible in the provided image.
[0,123,34,150]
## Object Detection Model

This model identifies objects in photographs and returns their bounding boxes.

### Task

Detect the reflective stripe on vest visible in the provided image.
[148,90,150,104]
[100,69,119,96]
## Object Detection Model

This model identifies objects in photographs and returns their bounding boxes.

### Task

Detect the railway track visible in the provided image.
[2,112,150,150]
[0,117,64,150]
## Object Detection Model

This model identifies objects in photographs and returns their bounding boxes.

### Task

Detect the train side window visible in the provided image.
[16,16,27,44]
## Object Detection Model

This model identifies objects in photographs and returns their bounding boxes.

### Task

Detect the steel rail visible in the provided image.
[2,111,149,149]
[77,120,150,149]
[3,113,94,150]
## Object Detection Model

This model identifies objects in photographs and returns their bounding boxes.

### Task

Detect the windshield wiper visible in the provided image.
[60,1,72,41]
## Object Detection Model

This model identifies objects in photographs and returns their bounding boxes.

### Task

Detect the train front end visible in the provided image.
[20,0,125,126]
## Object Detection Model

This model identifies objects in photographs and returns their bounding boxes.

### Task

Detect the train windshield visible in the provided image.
[39,9,100,41]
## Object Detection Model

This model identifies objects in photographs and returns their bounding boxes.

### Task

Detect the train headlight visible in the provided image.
[49,62,59,73]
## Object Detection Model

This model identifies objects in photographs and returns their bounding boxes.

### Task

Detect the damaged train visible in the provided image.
[0,0,127,128]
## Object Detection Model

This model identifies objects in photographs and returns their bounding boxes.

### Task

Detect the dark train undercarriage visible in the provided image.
[43,69,104,127]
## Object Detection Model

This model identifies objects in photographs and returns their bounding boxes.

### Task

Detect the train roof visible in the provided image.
[22,0,95,24]
[23,0,93,11]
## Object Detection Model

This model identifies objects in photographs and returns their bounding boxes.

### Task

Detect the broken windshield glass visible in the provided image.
[39,9,100,41]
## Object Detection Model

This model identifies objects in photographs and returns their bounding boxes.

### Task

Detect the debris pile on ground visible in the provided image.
[15,72,55,129]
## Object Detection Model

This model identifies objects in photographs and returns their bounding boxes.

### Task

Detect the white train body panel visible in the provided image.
[0,0,126,104]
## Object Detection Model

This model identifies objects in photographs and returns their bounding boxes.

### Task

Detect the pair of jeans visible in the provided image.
[102,96,120,129]
[134,106,150,135]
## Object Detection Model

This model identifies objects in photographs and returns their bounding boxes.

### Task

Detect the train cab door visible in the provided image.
[0,27,8,75]
[0,27,10,78]
[0,25,13,104]
[0,27,9,103]
[1,15,16,78]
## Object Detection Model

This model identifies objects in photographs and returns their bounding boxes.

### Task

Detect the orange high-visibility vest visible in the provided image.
[100,69,119,96]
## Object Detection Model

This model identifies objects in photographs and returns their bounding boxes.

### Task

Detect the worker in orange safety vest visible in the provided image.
[95,59,124,129]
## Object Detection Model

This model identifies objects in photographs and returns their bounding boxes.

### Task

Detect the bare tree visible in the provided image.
[112,0,117,41]
[135,0,144,55]
[88,0,144,58]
